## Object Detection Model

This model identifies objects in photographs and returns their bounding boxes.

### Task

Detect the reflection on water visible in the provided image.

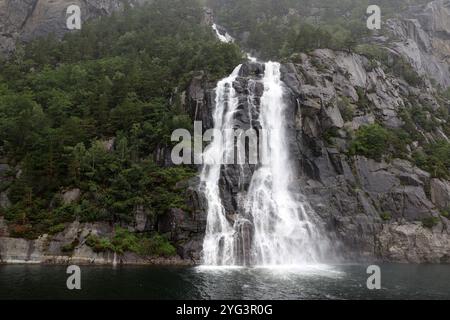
[0,264,449,300]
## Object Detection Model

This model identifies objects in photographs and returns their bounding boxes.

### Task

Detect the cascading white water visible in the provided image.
[202,24,330,267]
[201,64,242,266]
[244,62,326,266]
[212,23,258,62]
[212,24,234,44]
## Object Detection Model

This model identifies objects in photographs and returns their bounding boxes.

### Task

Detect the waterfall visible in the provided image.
[212,24,234,44]
[244,62,326,266]
[201,24,330,267]
[212,23,258,62]
[200,65,242,266]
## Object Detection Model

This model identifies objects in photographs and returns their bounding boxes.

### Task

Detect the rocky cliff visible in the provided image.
[281,50,450,263]
[0,0,146,55]
[1,0,450,265]
[0,216,193,265]
[185,47,450,263]
[378,0,450,88]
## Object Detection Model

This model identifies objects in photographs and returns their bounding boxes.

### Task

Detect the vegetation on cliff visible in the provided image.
[209,0,431,59]
[0,0,242,241]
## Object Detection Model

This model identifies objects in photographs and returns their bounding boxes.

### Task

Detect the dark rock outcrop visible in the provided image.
[279,49,450,263]
[181,47,450,263]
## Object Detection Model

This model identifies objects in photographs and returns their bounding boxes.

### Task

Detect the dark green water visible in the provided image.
[0,264,449,300]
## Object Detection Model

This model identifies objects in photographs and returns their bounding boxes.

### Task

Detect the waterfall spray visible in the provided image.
[201,24,331,267]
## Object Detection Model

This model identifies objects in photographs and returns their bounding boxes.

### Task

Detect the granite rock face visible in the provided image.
[278,50,450,263]
[0,0,146,55]
[0,220,193,265]
[380,0,450,88]
[182,48,450,263]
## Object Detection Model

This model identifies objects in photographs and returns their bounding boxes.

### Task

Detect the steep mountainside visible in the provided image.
[186,51,450,263]
[0,0,146,55]
[0,0,240,264]
[186,0,450,263]
[0,0,449,264]
[376,0,450,87]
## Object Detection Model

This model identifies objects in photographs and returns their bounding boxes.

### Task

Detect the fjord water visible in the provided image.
[1,264,450,299]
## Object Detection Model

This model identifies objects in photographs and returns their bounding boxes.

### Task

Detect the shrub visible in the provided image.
[9,224,34,239]
[393,57,422,86]
[388,128,412,159]
[356,88,371,110]
[349,124,391,161]
[380,212,392,221]
[86,234,113,253]
[398,108,422,142]
[111,227,141,254]
[323,127,340,146]
[61,239,79,253]
[139,235,177,257]
[48,223,66,235]
[85,228,176,257]
[413,141,450,179]
[422,217,439,229]
[410,105,436,132]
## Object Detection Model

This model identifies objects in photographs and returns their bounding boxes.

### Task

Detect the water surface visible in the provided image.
[1,264,449,300]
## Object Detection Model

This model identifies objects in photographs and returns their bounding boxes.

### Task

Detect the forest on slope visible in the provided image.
[0,0,242,251]
[210,0,431,59]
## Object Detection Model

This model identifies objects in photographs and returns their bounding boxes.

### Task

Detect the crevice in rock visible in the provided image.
[20,0,39,30]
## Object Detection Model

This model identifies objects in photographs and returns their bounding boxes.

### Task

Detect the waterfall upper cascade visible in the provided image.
[201,24,331,267]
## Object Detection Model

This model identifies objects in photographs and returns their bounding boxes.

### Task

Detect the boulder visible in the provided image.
[377,222,450,263]
[62,188,81,205]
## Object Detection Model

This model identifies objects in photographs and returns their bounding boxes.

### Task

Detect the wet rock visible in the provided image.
[234,219,253,266]
[239,61,265,78]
